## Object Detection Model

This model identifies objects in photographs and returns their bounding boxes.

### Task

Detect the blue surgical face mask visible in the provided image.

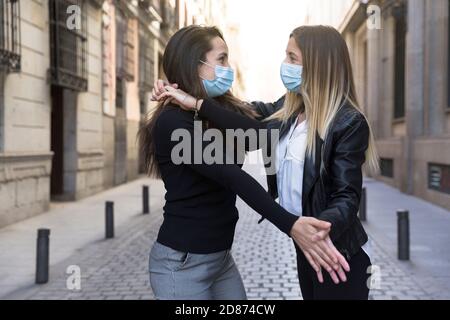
[280,62,303,92]
[200,60,234,97]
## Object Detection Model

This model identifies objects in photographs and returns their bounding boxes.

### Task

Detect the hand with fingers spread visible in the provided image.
[311,236,351,284]
[290,217,350,284]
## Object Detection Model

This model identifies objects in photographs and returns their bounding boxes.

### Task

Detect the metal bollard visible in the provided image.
[397,209,410,261]
[143,185,150,215]
[105,201,114,239]
[36,228,50,284]
[359,187,367,222]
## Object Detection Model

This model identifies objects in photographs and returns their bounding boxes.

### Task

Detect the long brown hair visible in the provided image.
[138,25,257,178]
[268,25,379,173]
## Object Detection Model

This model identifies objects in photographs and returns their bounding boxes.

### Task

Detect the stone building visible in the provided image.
[0,0,53,226]
[0,0,209,228]
[0,0,107,227]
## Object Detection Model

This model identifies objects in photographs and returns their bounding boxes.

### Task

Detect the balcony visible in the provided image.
[0,0,21,72]
[49,0,87,92]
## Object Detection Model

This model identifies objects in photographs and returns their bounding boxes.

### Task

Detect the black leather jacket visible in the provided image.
[253,97,369,260]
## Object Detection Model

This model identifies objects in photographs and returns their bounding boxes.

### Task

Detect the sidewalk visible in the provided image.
[0,176,166,298]
[362,178,450,299]
[1,163,449,300]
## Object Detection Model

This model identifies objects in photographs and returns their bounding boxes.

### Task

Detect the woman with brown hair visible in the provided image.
[139,25,349,300]
[155,25,378,300]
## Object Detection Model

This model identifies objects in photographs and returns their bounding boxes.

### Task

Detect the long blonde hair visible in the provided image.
[268,25,379,173]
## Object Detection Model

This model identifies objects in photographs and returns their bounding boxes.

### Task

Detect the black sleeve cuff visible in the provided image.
[198,98,217,119]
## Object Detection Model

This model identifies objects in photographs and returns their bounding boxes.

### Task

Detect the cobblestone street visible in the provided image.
[1,0,449,305]
[2,162,448,300]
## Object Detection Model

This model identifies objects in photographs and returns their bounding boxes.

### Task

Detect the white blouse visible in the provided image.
[276,117,308,217]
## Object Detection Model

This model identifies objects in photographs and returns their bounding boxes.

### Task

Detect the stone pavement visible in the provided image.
[0,177,167,298]
[1,161,449,300]
[362,178,450,299]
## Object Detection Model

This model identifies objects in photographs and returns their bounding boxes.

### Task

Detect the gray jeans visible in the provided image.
[149,241,247,300]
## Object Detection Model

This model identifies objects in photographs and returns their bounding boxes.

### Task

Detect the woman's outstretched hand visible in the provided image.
[290,217,350,284]
[310,236,351,284]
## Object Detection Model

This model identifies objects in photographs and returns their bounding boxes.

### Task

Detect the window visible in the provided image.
[160,0,177,34]
[0,0,21,72]
[115,8,126,81]
[160,0,166,28]
[380,158,394,178]
[393,2,407,120]
[49,0,87,91]
[115,9,135,82]
[429,163,450,194]
[116,77,124,109]
[138,28,154,115]
[115,8,125,108]
[125,19,136,81]
[115,8,135,109]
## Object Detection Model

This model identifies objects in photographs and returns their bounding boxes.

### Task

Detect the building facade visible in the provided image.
[303,0,450,210]
[0,0,214,228]
[0,0,54,226]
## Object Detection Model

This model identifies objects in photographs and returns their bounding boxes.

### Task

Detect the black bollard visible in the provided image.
[359,187,367,222]
[143,185,150,215]
[105,201,114,239]
[36,228,50,284]
[397,210,410,261]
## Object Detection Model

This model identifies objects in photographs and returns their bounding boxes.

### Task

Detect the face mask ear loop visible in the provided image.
[199,60,214,69]
[199,60,215,81]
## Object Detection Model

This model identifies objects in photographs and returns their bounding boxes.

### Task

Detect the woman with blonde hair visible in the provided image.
[156,25,378,300]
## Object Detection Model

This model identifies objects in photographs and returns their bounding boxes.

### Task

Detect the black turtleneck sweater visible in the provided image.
[155,101,298,254]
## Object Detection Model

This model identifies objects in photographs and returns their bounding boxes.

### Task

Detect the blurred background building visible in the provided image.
[0,0,240,228]
[224,0,450,212]
[299,0,450,211]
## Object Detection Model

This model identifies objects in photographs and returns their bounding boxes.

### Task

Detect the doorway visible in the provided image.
[50,86,77,200]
